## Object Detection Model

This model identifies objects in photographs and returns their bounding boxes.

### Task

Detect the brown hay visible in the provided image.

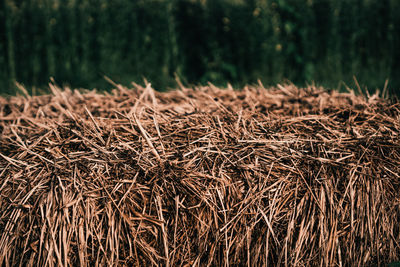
[1,82,399,266]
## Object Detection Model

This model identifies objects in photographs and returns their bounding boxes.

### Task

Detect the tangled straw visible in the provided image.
[1,82,399,266]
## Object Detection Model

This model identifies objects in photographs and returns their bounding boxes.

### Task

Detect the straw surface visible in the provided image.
[1,83,399,266]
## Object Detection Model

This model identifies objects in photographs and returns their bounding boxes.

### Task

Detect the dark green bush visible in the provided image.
[0,0,399,95]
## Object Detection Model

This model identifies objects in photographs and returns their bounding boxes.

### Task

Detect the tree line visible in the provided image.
[0,0,399,95]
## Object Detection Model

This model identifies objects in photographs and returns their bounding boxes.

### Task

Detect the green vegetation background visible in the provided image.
[0,0,399,95]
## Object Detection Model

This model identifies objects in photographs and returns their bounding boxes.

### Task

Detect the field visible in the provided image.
[0,83,399,266]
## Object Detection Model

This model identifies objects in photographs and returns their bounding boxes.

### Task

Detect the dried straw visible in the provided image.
[1,82,399,266]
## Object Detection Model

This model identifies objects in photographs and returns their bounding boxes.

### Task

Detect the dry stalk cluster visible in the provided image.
[0,83,400,266]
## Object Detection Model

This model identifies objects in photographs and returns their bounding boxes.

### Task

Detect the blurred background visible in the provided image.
[0,0,399,95]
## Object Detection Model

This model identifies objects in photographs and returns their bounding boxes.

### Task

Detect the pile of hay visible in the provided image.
[1,83,399,266]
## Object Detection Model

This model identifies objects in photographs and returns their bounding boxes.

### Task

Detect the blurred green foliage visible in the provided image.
[0,0,399,95]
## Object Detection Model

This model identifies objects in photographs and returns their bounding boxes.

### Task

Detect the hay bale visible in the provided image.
[0,83,399,266]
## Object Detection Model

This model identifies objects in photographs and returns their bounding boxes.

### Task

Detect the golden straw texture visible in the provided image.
[1,83,399,266]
